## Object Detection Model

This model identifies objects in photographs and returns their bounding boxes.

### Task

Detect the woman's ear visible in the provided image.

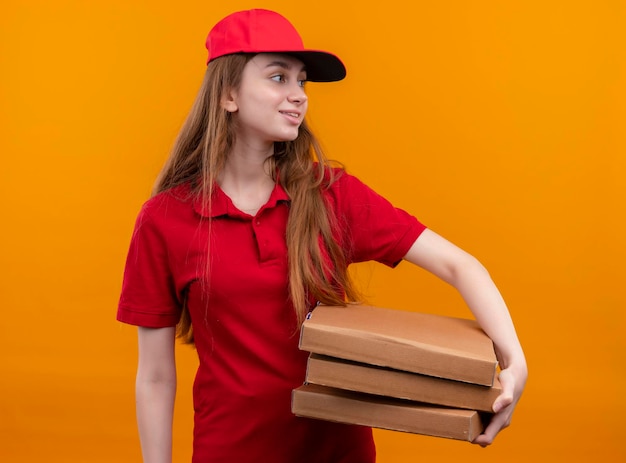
[221,89,238,113]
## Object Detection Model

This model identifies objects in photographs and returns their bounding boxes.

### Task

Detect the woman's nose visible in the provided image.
[287,84,307,104]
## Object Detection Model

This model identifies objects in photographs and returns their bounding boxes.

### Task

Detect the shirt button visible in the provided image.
[256,220,261,225]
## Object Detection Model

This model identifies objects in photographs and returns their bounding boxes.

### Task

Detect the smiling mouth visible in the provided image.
[280,111,300,118]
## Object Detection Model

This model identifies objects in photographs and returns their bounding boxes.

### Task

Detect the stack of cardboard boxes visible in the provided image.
[291,304,501,442]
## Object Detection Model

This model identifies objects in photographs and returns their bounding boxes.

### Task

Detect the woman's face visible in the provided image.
[223,53,308,149]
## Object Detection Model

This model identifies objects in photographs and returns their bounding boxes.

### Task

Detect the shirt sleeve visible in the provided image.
[117,202,181,328]
[330,171,427,267]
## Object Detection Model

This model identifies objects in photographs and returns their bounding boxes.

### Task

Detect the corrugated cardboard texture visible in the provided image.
[300,305,498,386]
[292,384,484,442]
[306,354,501,412]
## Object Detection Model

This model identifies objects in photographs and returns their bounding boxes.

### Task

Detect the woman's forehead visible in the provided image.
[249,53,307,71]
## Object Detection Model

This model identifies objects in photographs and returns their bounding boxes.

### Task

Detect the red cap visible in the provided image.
[205,9,346,82]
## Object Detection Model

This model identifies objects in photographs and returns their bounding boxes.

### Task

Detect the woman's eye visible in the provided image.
[298,79,307,88]
[271,75,285,83]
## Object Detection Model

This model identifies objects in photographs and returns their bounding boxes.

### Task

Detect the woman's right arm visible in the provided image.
[136,326,177,463]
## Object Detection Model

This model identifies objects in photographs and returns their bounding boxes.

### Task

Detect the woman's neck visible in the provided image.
[218,142,276,216]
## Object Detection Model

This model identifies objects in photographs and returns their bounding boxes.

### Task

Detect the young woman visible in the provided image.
[117,8,527,463]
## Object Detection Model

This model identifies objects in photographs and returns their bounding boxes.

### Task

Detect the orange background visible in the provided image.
[1,1,624,462]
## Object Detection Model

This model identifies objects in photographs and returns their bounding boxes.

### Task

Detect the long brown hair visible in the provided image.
[154,54,360,343]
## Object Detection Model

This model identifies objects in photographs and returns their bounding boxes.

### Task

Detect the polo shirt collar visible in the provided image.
[193,181,290,218]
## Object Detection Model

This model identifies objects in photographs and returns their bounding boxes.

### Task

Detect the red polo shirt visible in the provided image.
[118,169,426,463]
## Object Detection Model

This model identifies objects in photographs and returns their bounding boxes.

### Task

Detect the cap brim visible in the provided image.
[286,51,346,82]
